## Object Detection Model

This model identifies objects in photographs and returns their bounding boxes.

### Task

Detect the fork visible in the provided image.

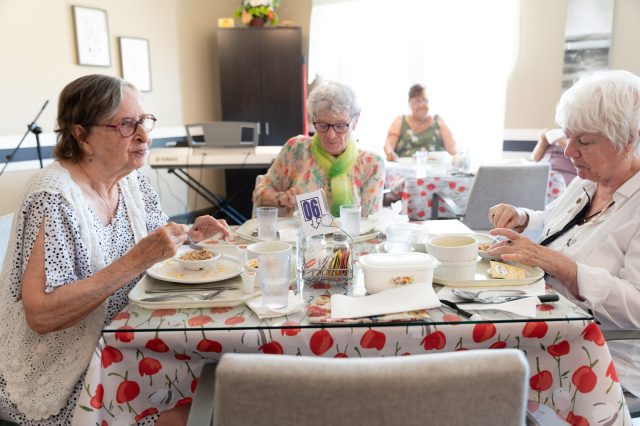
[452,289,527,300]
[140,288,227,302]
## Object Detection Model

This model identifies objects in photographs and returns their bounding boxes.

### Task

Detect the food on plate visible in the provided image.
[490,261,527,279]
[478,243,491,251]
[180,249,215,261]
[246,258,259,269]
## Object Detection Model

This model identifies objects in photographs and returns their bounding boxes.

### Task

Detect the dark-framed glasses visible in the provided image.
[410,97,429,106]
[313,115,356,134]
[93,114,157,137]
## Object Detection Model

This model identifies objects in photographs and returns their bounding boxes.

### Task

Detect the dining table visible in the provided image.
[385,160,567,221]
[72,226,631,426]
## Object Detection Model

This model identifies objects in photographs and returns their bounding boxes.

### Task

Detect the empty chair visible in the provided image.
[432,163,550,231]
[602,330,640,417]
[187,349,529,426]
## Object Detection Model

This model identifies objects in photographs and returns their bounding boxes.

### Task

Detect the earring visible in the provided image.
[624,151,630,159]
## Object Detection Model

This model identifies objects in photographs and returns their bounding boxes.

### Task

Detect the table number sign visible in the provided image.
[295,189,334,238]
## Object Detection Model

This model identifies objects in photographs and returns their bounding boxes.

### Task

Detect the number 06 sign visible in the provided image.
[295,190,334,238]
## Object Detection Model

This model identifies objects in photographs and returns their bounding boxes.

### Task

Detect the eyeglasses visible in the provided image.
[92,114,157,137]
[410,98,429,106]
[313,115,356,134]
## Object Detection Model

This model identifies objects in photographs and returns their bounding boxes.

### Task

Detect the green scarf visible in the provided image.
[310,134,358,216]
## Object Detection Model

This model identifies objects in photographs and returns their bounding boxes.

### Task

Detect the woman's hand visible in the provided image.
[189,215,230,241]
[134,222,189,267]
[488,203,528,231]
[385,151,399,162]
[276,187,301,209]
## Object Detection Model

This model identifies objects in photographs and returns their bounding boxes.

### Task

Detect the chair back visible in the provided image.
[200,349,528,426]
[462,163,550,231]
[0,213,14,265]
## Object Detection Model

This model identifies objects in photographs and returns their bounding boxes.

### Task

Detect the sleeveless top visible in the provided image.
[394,115,444,157]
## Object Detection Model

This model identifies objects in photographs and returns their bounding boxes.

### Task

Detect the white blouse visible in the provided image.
[524,171,640,396]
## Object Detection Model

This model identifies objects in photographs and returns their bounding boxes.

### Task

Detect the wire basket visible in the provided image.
[298,237,353,283]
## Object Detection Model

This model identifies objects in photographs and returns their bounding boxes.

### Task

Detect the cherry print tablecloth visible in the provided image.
[385,167,567,221]
[72,235,630,426]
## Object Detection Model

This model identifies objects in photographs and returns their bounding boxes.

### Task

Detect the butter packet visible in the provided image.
[490,261,527,279]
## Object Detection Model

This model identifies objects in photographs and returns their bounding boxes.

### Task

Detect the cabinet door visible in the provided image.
[259,28,303,146]
[217,29,262,127]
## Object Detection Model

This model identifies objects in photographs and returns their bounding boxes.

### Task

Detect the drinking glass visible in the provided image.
[385,223,412,253]
[415,150,428,178]
[339,204,362,237]
[256,207,278,241]
[258,252,291,309]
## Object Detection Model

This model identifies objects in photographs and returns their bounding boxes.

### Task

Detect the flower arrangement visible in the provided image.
[234,0,281,27]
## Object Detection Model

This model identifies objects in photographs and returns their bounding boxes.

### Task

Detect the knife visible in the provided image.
[439,299,473,318]
[146,287,222,293]
[140,288,227,302]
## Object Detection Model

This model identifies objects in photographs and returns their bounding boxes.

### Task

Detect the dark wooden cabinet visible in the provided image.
[217,27,304,146]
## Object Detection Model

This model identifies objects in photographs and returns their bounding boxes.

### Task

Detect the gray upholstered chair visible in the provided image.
[432,163,550,232]
[186,349,529,426]
[602,330,640,417]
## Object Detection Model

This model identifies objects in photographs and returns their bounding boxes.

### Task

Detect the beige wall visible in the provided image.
[1,0,639,216]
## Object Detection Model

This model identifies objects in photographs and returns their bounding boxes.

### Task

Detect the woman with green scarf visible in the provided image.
[254,81,384,218]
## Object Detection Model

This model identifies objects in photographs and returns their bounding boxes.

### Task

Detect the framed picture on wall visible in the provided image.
[119,37,152,92]
[72,6,111,66]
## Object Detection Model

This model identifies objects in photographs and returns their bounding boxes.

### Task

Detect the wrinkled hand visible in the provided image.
[488,203,528,230]
[135,222,188,268]
[189,215,230,241]
[488,228,542,268]
[278,187,301,209]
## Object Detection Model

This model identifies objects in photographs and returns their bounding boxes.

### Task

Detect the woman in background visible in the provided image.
[384,83,456,161]
[532,127,577,185]
[254,80,384,217]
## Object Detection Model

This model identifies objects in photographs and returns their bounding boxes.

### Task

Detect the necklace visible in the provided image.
[78,164,116,223]
[578,200,615,225]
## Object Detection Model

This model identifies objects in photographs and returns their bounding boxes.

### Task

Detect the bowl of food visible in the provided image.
[174,247,221,271]
[427,234,478,262]
[474,233,498,260]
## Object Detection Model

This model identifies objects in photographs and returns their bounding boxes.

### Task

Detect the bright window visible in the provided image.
[309,0,520,166]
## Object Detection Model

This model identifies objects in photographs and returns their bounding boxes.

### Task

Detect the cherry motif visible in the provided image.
[421,330,446,350]
[310,329,334,355]
[529,370,553,392]
[537,304,555,312]
[572,365,597,393]
[188,315,213,326]
[360,329,386,350]
[145,338,170,353]
[581,322,605,346]
[281,321,301,336]
[472,323,497,343]
[606,360,619,383]
[489,341,507,349]
[90,384,104,409]
[259,341,284,354]
[115,326,134,343]
[522,321,548,339]
[138,357,162,376]
[547,340,570,358]
[113,312,130,321]
[101,346,123,368]
[151,309,176,318]
[135,408,158,422]
[116,379,140,403]
[209,307,232,314]
[566,411,590,426]
[196,338,222,353]
[417,210,426,218]
[442,314,462,322]
[174,353,191,361]
[225,316,245,325]
[175,397,193,407]
[191,377,199,393]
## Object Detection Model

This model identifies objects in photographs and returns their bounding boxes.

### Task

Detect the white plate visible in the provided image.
[433,258,544,288]
[146,254,243,284]
[129,274,260,309]
[374,242,415,253]
[234,217,378,243]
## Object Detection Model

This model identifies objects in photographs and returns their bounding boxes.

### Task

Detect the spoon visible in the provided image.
[187,234,204,251]
[452,289,527,300]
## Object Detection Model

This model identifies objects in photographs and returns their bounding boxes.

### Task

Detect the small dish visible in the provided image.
[427,234,478,262]
[174,247,222,271]
[474,233,499,260]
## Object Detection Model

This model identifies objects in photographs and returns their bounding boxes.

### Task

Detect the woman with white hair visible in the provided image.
[488,69,640,397]
[254,81,384,216]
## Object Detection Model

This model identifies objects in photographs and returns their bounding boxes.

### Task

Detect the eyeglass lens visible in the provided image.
[313,115,353,134]
[119,115,156,137]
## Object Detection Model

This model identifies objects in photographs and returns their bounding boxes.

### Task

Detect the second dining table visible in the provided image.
[72,227,631,426]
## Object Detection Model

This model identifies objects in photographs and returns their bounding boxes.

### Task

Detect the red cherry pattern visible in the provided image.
[145,338,170,353]
[259,341,284,354]
[90,384,104,409]
[606,360,619,383]
[581,322,605,346]
[360,329,386,350]
[101,346,123,368]
[421,331,446,350]
[135,407,159,422]
[310,329,334,355]
[572,365,597,393]
[116,379,140,404]
[529,370,553,392]
[472,323,496,343]
[196,338,222,353]
[547,340,570,358]
[138,357,162,376]
[522,321,548,339]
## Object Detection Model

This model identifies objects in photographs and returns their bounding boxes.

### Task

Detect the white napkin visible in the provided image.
[437,279,546,318]
[423,219,473,235]
[330,284,440,319]
[246,291,305,319]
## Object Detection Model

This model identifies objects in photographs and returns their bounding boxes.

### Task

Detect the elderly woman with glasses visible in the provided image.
[0,74,228,425]
[488,70,640,398]
[254,81,384,217]
[384,83,457,161]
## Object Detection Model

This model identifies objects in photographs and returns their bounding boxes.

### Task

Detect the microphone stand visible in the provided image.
[0,100,49,178]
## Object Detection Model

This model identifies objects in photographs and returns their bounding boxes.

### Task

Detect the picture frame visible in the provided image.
[119,37,152,92]
[72,6,111,67]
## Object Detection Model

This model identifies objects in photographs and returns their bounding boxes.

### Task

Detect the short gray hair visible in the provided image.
[555,69,640,153]
[307,81,361,119]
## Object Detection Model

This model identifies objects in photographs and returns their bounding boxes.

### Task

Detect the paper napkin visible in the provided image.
[330,283,440,319]
[246,291,305,319]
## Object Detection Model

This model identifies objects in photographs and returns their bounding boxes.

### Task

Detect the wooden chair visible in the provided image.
[431,163,550,231]
[186,349,529,426]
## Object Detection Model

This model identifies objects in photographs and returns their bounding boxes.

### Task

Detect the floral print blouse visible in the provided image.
[253,136,385,216]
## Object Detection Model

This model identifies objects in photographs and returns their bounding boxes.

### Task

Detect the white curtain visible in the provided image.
[309,0,520,166]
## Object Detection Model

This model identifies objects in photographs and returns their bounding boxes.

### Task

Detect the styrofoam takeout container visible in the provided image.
[359,252,439,294]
